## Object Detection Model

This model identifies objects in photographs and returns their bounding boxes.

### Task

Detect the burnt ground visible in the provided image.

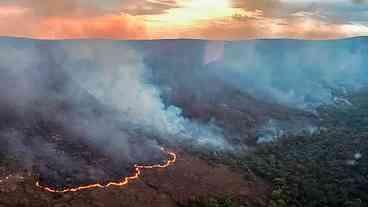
[0,38,324,206]
[0,149,271,207]
[0,67,274,206]
[0,75,167,190]
[0,88,272,207]
[0,51,272,206]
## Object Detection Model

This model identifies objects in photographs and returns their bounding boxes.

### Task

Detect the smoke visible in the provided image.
[0,41,42,108]
[0,38,232,187]
[57,41,228,149]
[256,119,318,144]
[3,37,366,180]
[209,39,368,110]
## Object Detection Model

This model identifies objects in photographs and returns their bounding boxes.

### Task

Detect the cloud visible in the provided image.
[197,15,368,40]
[0,0,180,17]
[0,7,147,39]
[122,0,180,15]
[0,0,367,39]
[32,15,147,39]
[352,0,368,4]
[231,0,368,24]
[232,0,280,10]
[0,0,91,17]
[0,0,175,39]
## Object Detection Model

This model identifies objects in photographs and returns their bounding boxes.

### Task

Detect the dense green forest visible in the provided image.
[189,89,368,207]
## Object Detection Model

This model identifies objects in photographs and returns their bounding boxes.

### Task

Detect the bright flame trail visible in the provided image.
[35,148,177,193]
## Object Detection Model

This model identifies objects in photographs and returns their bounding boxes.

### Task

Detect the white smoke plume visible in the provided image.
[58,41,229,150]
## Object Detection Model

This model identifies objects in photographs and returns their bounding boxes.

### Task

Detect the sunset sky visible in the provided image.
[0,0,367,40]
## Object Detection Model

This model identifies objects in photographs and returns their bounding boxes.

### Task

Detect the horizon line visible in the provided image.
[0,35,367,42]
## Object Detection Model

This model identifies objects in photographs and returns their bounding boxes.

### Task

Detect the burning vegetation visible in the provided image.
[35,148,176,193]
[0,37,367,206]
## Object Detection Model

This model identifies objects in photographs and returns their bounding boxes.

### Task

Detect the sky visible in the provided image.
[0,0,367,40]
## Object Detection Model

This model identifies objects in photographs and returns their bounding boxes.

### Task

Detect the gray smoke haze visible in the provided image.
[1,37,367,174]
[209,39,368,110]
[0,42,42,109]
[0,38,229,174]
[0,38,234,187]
[56,41,229,149]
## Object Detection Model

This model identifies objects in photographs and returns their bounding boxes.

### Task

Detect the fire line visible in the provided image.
[35,147,177,193]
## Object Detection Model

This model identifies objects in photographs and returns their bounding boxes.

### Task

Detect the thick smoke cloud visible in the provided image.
[0,38,228,163]
[57,41,228,149]
[208,39,368,110]
[0,38,231,185]
[2,37,367,180]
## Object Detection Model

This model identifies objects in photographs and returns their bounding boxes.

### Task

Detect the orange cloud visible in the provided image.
[31,15,147,39]
[231,0,281,15]
[0,6,147,39]
[0,0,102,17]
[0,5,28,17]
[0,1,367,40]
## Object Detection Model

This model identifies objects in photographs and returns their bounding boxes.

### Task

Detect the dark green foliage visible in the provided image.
[319,88,368,131]
[0,151,19,172]
[183,88,368,206]
[236,89,368,207]
[184,197,239,207]
[242,133,368,206]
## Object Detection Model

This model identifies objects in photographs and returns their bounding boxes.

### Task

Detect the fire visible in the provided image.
[0,175,13,183]
[35,147,177,193]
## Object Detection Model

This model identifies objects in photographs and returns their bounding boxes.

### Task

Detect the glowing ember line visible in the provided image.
[0,175,12,183]
[35,147,177,193]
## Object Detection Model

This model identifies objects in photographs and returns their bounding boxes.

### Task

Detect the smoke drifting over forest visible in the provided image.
[0,37,367,186]
[0,38,230,179]
[57,41,228,149]
[207,39,368,109]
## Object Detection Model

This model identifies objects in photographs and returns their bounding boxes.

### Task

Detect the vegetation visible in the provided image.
[235,89,368,207]
[243,133,368,206]
[184,197,239,207]
[0,151,17,167]
[187,89,368,206]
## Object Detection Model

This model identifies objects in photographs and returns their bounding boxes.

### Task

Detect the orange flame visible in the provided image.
[35,147,176,193]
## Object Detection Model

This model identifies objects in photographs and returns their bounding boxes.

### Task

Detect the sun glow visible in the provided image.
[186,0,230,10]
[145,0,245,27]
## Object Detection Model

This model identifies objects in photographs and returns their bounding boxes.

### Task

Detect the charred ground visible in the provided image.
[0,37,367,206]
